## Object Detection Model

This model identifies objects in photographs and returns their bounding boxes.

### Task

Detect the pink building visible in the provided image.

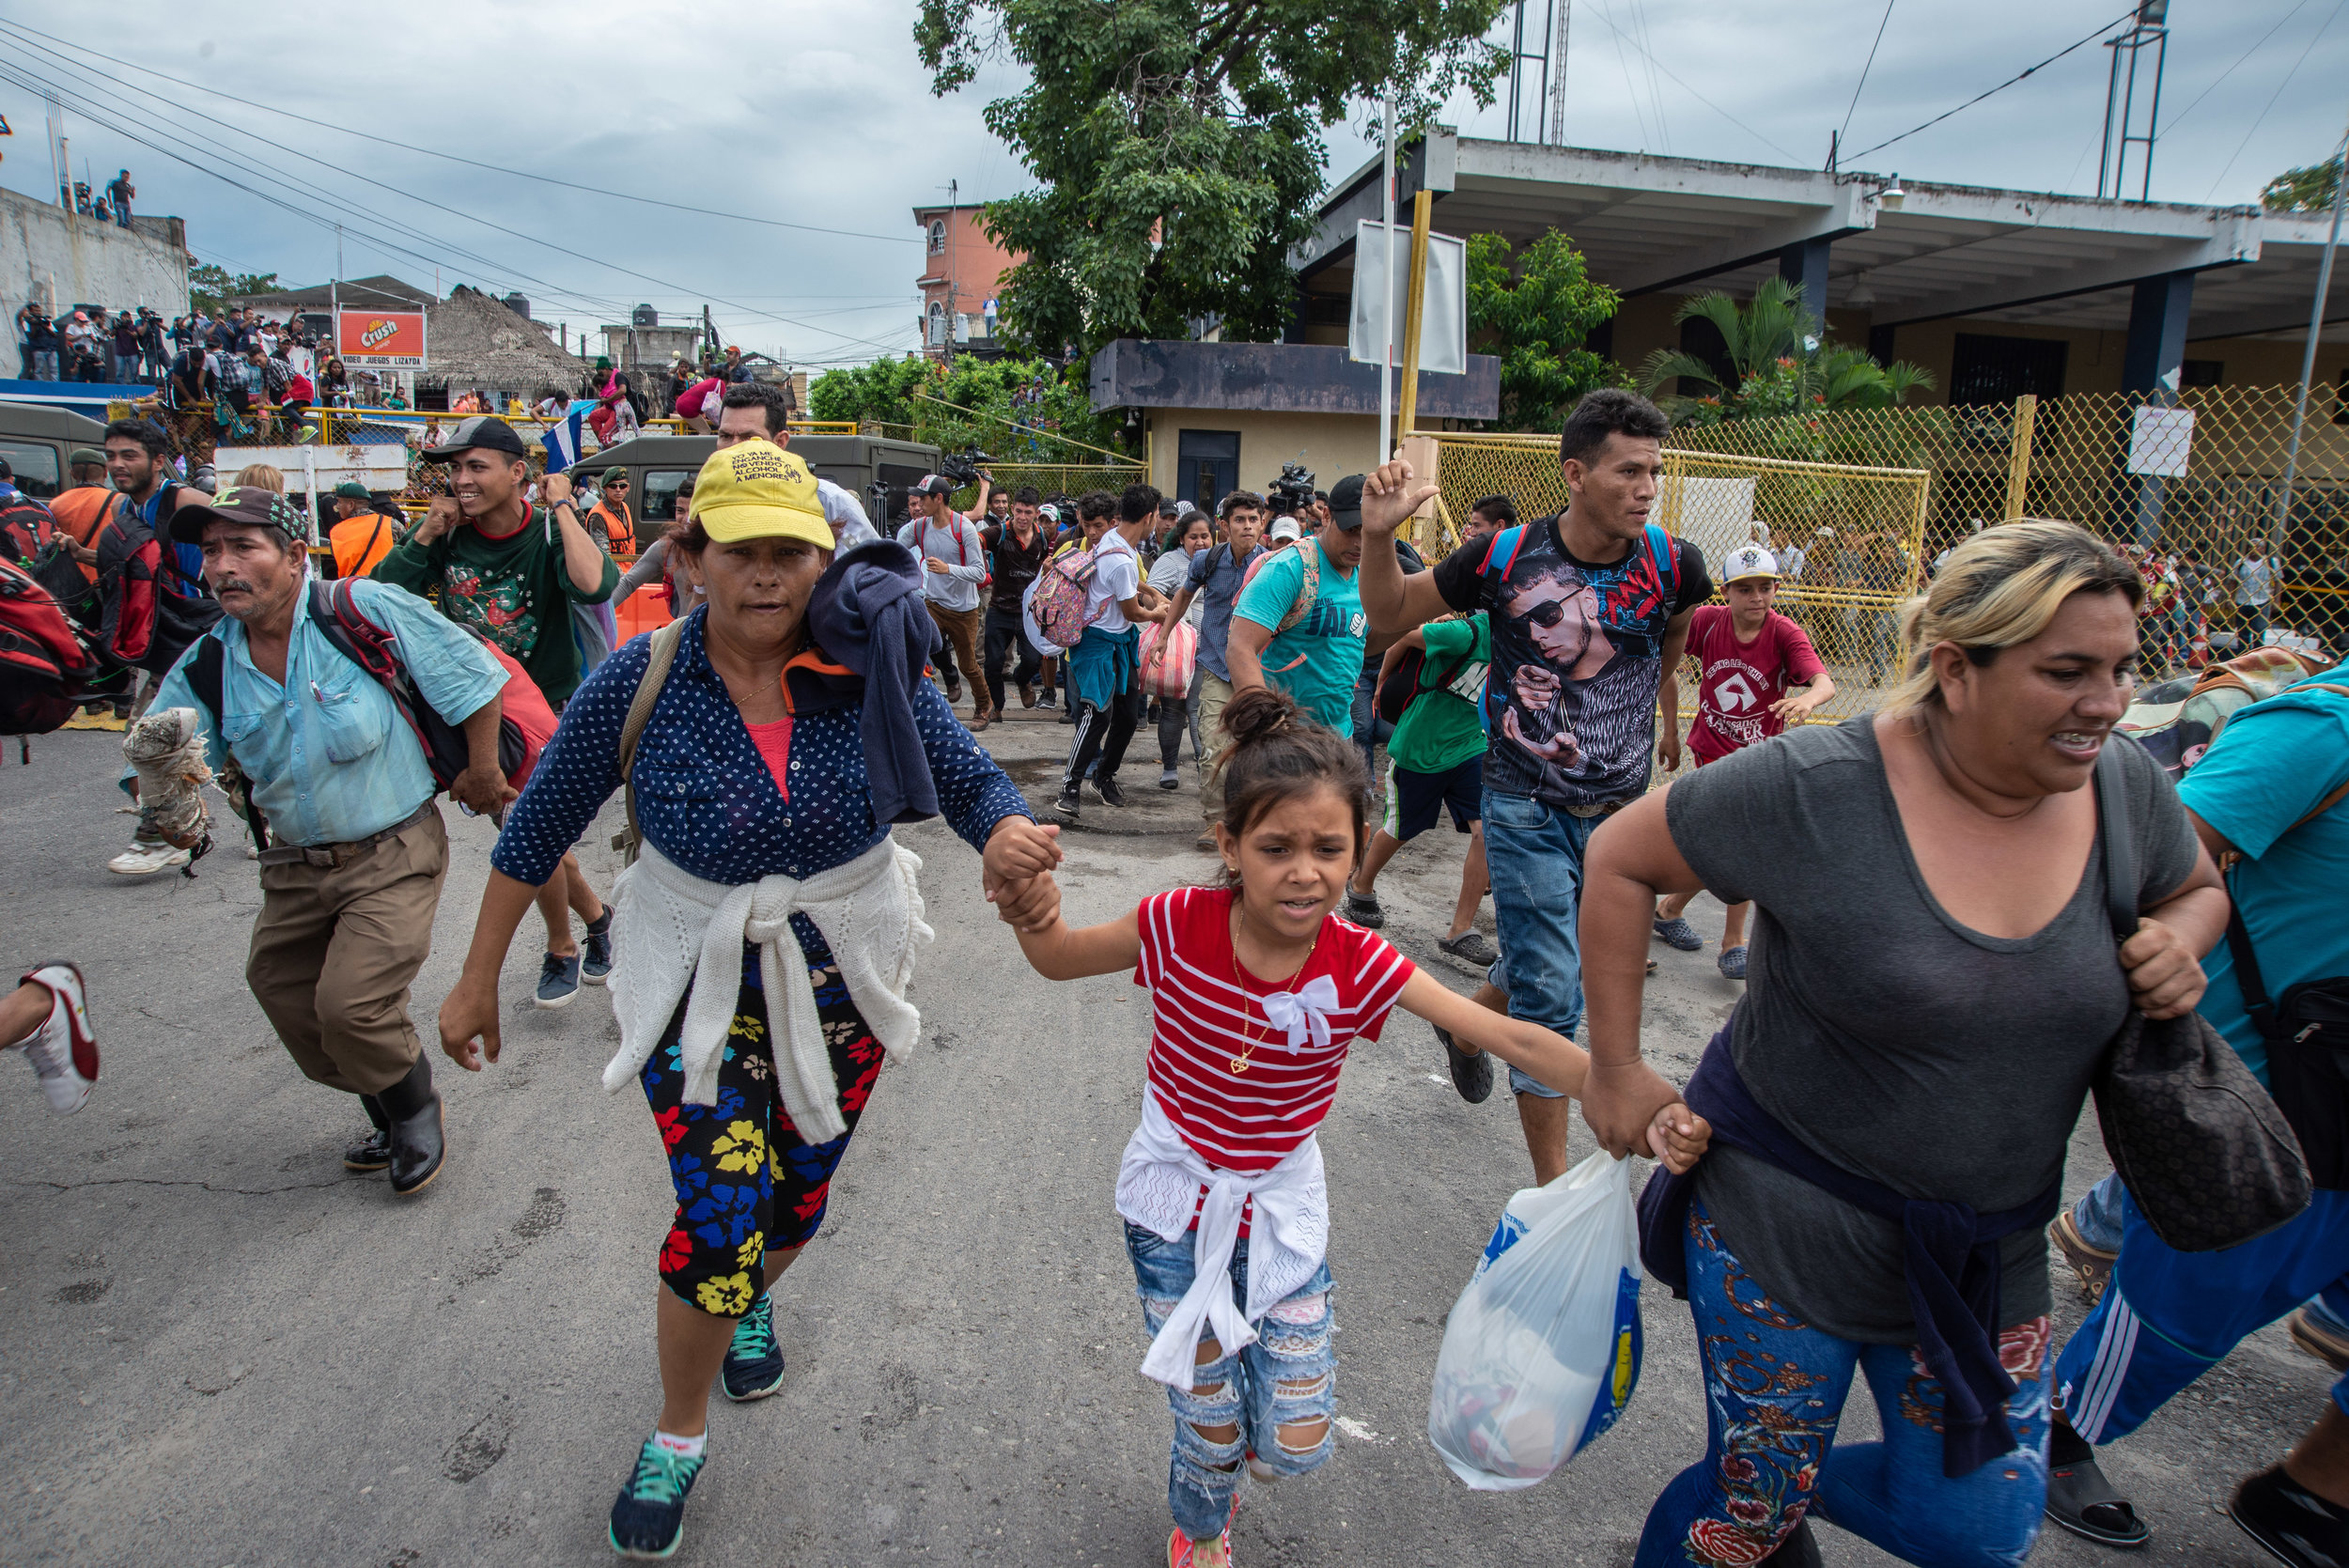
[914,204,1020,358]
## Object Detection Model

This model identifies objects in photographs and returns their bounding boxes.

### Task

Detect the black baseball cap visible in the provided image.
[1329,474,1367,531]
[168,484,311,545]
[422,415,529,461]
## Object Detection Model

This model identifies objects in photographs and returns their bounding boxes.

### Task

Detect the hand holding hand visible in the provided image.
[1648,1100,1712,1173]
[987,869,1063,934]
[2122,916,2208,1019]
[1582,1057,1684,1160]
[1359,459,1439,537]
[438,973,503,1071]
[984,816,1064,884]
[449,762,518,817]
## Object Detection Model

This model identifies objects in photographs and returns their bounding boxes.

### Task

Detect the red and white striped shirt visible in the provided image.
[1134,886,1414,1173]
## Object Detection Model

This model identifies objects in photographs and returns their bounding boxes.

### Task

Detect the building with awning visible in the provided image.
[1290,131,2346,404]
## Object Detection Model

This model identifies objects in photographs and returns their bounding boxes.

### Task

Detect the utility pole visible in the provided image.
[2277,111,2349,555]
[1379,86,1395,461]
[943,178,959,365]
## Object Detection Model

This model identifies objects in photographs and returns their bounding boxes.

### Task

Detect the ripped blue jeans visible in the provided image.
[1125,1222,1336,1542]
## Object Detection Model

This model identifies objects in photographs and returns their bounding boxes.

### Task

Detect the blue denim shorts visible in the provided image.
[1481,788,1604,1098]
[1127,1223,1336,1541]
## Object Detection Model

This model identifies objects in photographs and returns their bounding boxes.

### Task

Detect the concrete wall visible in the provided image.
[1143,408,1384,502]
[0,188,188,317]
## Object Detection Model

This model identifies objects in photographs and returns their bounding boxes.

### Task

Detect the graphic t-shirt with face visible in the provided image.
[1431,515,1713,808]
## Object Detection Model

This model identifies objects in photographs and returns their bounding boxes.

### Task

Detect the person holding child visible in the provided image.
[993,684,1708,1568]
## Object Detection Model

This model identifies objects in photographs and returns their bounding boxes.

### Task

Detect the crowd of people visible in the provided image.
[6,383,2348,1568]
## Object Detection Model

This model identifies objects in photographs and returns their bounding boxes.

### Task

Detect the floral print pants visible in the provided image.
[641,947,884,1319]
[1634,1200,2050,1568]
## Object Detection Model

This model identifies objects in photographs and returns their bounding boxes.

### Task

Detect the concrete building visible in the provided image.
[0,187,189,318]
[1091,340,1499,507]
[599,315,702,376]
[914,203,1019,359]
[1290,132,2349,405]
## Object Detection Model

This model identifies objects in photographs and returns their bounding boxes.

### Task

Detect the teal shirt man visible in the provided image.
[1230,489,1373,732]
[2180,663,2349,1085]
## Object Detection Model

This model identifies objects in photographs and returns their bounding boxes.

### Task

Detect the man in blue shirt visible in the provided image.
[1163,490,1264,846]
[145,485,509,1196]
[1229,475,1370,733]
[2046,669,2349,1564]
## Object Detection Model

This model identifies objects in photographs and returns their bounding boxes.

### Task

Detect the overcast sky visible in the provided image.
[8,0,2344,366]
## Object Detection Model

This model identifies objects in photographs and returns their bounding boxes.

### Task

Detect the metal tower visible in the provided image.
[2099,0,2170,202]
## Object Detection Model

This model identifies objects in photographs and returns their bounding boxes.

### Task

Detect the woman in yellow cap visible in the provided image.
[437,439,1064,1560]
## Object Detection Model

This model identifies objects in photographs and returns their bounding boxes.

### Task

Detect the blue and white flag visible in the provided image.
[541,405,588,474]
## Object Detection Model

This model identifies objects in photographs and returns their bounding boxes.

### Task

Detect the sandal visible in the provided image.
[1718,946,1749,980]
[1653,915,1703,952]
[2045,1446,2152,1547]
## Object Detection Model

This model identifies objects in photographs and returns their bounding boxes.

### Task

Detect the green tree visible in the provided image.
[917,0,1509,360]
[809,355,1126,456]
[1637,277,1932,427]
[2263,155,2342,213]
[188,263,281,316]
[1464,229,1628,431]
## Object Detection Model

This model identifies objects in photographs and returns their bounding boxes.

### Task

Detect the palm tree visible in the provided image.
[1637,277,1932,427]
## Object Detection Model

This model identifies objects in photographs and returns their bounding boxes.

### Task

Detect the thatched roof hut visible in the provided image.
[420,286,589,406]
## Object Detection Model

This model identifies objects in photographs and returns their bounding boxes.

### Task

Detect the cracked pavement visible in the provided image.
[0,712,2328,1565]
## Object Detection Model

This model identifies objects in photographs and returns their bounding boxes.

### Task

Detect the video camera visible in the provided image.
[937,449,993,488]
[1267,461,1317,517]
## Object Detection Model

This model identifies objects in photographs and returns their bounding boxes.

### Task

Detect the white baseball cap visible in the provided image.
[1722,544,1780,582]
[1268,517,1302,542]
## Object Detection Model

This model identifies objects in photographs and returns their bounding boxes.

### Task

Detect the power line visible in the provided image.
[11,55,919,359]
[2157,0,2321,135]
[1839,0,1898,147]
[1845,7,2138,163]
[1579,0,1797,162]
[0,17,920,248]
[2203,0,2346,201]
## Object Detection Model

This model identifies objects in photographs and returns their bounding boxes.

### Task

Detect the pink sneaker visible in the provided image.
[1168,1522,1233,1568]
[12,963,97,1114]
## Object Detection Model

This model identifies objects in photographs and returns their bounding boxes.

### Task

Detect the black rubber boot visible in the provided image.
[375,1057,444,1197]
[343,1094,392,1172]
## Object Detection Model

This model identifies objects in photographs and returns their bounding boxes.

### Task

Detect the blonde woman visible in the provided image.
[1579,520,2231,1566]
[230,462,286,492]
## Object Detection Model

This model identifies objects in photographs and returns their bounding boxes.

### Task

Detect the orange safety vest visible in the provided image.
[591,499,636,559]
[330,511,398,579]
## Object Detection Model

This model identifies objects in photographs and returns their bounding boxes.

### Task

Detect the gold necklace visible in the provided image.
[1226,911,1318,1075]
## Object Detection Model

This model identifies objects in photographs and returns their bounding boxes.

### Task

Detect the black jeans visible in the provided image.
[1157,697,1192,769]
[1065,688,1142,790]
[983,607,1041,713]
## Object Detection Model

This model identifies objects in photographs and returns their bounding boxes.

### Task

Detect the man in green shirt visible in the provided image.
[1343,611,1494,965]
[376,415,620,1008]
[1228,473,1370,732]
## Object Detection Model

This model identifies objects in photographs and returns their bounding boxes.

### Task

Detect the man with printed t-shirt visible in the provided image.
[899,474,994,728]
[1651,544,1832,978]
[1228,474,1373,732]
[1357,388,1713,1183]
[376,415,619,1008]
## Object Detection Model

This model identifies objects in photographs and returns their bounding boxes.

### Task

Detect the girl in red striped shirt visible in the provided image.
[999,686,1706,1568]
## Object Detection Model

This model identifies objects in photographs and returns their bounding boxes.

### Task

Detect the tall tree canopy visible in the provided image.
[1463,229,1627,431]
[2264,155,2342,214]
[917,0,1509,360]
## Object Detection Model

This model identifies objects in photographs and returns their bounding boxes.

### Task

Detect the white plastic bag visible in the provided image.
[1427,1150,1643,1490]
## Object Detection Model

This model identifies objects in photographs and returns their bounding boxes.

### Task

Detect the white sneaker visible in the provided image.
[107,840,190,876]
[11,963,97,1114]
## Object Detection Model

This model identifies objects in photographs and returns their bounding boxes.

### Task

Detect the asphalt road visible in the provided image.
[0,705,2329,1567]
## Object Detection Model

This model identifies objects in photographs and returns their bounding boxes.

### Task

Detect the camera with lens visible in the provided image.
[938,449,992,488]
[1268,461,1317,517]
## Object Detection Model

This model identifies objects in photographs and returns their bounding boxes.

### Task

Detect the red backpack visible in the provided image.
[0,556,100,743]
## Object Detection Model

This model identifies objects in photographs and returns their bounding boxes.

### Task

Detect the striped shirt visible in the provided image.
[1134,886,1414,1173]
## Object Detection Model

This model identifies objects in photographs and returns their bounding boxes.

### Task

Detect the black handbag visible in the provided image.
[2090,741,2311,1252]
[2221,771,2349,1190]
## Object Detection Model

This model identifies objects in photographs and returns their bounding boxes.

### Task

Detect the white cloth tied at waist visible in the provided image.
[1116,1087,1329,1389]
[602,836,933,1143]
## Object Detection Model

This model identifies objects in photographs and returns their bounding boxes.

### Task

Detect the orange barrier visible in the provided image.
[615,582,673,644]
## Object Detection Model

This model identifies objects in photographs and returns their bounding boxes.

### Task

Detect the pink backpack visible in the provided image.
[1032,544,1108,648]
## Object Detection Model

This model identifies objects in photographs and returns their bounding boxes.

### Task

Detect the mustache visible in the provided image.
[212,577,259,596]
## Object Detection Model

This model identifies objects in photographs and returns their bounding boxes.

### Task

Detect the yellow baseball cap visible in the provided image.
[691,439,831,547]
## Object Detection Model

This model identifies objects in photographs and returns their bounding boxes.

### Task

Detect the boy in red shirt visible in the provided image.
[1652,544,1834,977]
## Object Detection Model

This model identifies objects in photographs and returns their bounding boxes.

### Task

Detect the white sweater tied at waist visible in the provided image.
[603,836,934,1143]
[1116,1087,1329,1389]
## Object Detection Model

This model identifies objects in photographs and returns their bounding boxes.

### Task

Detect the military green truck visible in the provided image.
[0,401,113,499]
[583,432,941,551]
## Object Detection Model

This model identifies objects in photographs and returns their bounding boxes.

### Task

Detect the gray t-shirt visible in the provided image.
[1666,718,2197,1342]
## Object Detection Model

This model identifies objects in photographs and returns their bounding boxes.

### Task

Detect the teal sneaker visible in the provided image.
[608,1436,705,1560]
[722,1291,786,1402]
